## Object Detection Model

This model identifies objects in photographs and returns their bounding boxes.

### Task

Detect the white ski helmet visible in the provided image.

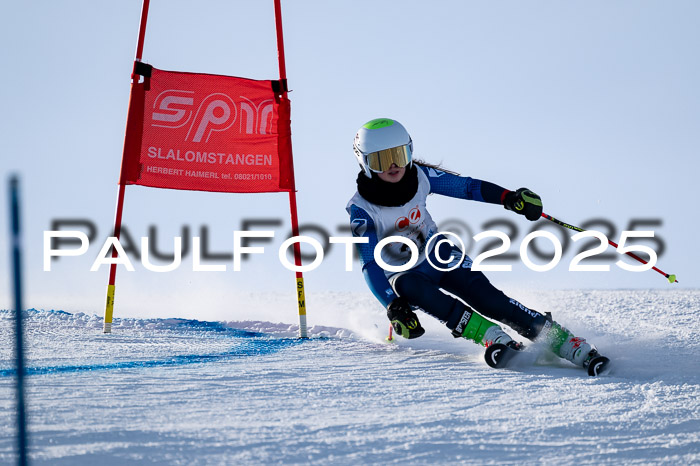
[353,118,413,177]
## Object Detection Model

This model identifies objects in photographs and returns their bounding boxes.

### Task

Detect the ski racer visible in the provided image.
[346,118,607,373]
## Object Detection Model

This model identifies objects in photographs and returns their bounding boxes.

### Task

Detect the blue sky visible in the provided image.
[1,1,697,320]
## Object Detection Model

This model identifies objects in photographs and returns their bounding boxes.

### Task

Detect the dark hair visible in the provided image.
[413,159,460,176]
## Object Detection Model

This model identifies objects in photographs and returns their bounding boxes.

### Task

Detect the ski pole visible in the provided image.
[9,176,28,466]
[541,212,678,283]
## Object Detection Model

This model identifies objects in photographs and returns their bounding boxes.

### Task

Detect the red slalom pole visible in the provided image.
[274,0,308,338]
[541,212,678,284]
[103,0,151,333]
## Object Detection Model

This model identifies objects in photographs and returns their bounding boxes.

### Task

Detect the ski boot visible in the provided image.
[451,307,523,368]
[541,318,610,376]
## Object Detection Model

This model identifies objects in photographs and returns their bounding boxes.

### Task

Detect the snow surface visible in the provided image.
[1,289,699,465]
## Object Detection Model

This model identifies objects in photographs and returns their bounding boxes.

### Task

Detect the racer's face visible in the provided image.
[376,163,405,183]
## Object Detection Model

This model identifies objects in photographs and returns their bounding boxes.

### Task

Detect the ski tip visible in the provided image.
[667,274,677,284]
[587,356,611,376]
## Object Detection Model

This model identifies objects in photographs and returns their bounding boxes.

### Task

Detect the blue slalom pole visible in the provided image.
[9,175,28,466]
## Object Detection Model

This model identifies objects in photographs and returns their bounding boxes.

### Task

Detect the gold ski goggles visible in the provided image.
[366,144,412,173]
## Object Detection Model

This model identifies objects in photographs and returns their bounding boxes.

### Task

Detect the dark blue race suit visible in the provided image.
[347,165,548,340]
